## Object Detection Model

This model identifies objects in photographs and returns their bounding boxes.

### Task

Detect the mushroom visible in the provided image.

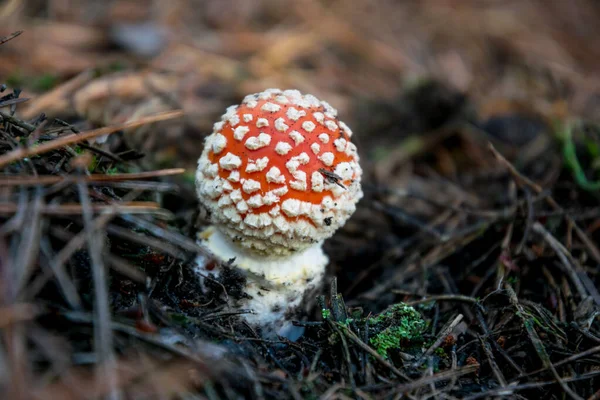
[195,88,362,338]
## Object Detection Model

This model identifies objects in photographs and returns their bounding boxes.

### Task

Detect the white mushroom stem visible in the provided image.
[195,226,328,339]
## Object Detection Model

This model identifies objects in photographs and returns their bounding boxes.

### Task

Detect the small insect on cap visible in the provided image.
[196,89,363,255]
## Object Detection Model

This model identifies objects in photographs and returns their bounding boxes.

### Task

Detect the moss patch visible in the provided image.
[368,303,426,358]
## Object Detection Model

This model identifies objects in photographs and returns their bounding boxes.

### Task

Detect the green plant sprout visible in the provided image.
[559,121,600,191]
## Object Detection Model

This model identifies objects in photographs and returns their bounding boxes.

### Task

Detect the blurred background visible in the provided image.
[2,0,600,170]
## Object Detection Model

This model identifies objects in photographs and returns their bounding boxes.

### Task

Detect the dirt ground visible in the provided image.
[0,1,599,399]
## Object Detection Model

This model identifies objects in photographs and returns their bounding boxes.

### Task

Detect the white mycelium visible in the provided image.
[195,88,363,338]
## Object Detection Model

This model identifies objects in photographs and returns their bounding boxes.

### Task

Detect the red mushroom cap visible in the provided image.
[196,89,362,255]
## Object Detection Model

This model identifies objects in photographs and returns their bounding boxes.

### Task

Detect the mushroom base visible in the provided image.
[194,226,328,339]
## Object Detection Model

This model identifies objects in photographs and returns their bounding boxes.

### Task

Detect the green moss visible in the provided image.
[6,70,24,88]
[31,73,58,91]
[368,303,426,359]
[106,166,121,175]
[5,71,58,92]
[87,154,98,173]
[18,137,41,148]
[73,145,85,155]
[370,327,410,357]
[169,313,189,325]
[321,309,331,320]
[369,303,422,326]
[107,60,127,72]
[181,170,197,185]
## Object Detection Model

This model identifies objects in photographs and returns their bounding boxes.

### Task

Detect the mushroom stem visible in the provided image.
[195,226,328,339]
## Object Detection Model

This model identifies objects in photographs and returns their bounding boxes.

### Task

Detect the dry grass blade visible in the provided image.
[105,254,147,283]
[464,372,600,400]
[0,110,37,132]
[76,178,119,399]
[506,284,585,400]
[14,190,43,295]
[18,70,94,120]
[0,304,39,328]
[419,314,464,362]
[105,225,189,260]
[0,168,185,186]
[532,221,591,301]
[121,214,207,255]
[0,110,184,169]
[335,322,410,381]
[0,98,29,108]
[36,238,83,309]
[390,365,479,395]
[330,321,356,389]
[0,31,23,45]
[0,201,167,216]
[402,294,479,306]
[30,190,148,306]
[522,344,600,379]
[489,142,600,266]
[478,335,507,388]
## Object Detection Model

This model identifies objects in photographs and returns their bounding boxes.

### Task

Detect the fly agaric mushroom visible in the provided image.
[195,88,362,338]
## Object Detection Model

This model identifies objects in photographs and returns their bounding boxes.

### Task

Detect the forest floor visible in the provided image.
[0,1,599,399]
